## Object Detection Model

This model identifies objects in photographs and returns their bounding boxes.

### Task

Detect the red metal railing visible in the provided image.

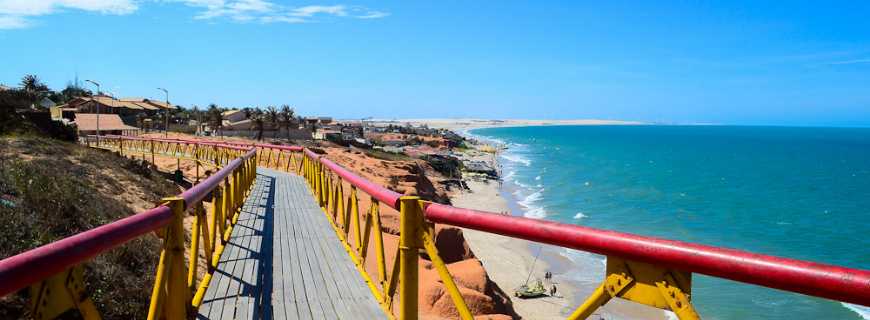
[425,203,870,306]
[306,148,403,208]
[294,140,870,318]
[3,136,868,319]
[0,206,173,297]
[0,138,257,298]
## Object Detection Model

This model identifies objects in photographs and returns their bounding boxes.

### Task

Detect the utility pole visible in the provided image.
[157,87,169,138]
[85,80,101,140]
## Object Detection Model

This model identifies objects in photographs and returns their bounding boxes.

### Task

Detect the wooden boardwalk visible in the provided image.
[197,168,387,319]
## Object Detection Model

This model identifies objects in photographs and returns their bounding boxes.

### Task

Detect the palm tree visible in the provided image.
[265,106,279,138]
[247,108,266,141]
[20,74,48,108]
[279,105,296,141]
[207,103,223,138]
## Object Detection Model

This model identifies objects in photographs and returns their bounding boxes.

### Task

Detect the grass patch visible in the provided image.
[363,148,415,162]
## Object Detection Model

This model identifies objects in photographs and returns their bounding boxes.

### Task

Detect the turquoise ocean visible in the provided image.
[470,125,870,320]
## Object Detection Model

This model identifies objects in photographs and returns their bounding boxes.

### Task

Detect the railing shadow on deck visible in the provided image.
[256,173,276,320]
[196,173,276,320]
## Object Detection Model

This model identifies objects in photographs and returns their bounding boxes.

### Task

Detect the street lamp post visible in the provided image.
[157,88,169,138]
[85,80,101,139]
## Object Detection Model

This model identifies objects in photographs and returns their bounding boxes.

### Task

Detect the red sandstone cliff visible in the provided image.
[324,148,517,319]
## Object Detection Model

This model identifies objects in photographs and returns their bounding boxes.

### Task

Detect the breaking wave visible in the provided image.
[501,154,532,166]
[844,303,870,320]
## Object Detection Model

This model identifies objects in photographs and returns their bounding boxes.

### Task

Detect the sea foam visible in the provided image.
[501,154,532,166]
[517,189,546,218]
[844,303,870,320]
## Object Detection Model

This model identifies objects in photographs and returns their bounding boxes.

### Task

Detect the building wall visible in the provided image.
[223,111,246,123]
[213,128,312,140]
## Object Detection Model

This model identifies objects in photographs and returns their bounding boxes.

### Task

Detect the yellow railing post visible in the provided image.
[419,228,473,320]
[350,187,362,251]
[567,282,610,320]
[148,197,190,320]
[399,196,422,320]
[318,163,326,207]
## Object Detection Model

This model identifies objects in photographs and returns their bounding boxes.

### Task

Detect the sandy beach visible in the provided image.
[423,119,667,319]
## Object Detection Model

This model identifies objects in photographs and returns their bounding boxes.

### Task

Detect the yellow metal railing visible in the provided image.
[78,136,257,319]
[297,150,474,320]
[6,136,863,320]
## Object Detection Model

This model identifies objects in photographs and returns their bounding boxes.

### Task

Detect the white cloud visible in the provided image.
[357,10,388,19]
[174,1,387,24]
[0,0,137,29]
[0,0,388,29]
[0,14,26,28]
[289,5,346,17]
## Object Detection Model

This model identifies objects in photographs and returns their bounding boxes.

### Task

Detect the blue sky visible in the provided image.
[1,1,869,126]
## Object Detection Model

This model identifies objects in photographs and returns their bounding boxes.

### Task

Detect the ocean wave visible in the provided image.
[501,154,532,166]
[844,303,870,320]
[573,212,588,219]
[518,189,544,207]
[524,207,547,219]
[504,170,516,181]
[515,188,546,218]
[534,175,541,181]
[513,180,531,189]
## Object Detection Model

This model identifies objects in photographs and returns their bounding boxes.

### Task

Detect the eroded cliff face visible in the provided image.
[324,148,451,204]
[323,148,517,319]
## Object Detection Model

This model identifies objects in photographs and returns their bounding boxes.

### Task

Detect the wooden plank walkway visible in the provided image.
[197,168,387,320]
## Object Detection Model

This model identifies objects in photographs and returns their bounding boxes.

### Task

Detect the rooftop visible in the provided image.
[73,113,139,132]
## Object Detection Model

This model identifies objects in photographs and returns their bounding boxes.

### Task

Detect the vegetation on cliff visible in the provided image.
[0,135,178,319]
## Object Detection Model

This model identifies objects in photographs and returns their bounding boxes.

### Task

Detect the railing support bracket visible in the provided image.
[569,256,699,320]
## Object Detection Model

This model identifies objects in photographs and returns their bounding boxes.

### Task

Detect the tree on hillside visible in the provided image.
[60,83,92,102]
[245,107,266,141]
[207,104,223,138]
[279,105,296,141]
[20,75,49,108]
[52,83,92,104]
[0,89,27,132]
[265,106,279,137]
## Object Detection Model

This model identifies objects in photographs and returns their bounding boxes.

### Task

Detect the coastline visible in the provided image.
[433,120,667,320]
[391,118,645,132]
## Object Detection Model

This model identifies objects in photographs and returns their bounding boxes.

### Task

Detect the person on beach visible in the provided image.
[550,284,557,297]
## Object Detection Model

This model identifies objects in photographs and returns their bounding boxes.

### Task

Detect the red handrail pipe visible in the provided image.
[0,206,173,297]
[301,148,402,208]
[424,203,870,307]
[0,142,257,297]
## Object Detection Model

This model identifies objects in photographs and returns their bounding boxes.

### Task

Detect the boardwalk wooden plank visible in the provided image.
[283,175,313,320]
[271,177,289,320]
[307,205,365,319]
[198,168,386,320]
[291,175,328,319]
[293,181,341,319]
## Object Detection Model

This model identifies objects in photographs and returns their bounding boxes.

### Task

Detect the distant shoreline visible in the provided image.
[370,118,645,132]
